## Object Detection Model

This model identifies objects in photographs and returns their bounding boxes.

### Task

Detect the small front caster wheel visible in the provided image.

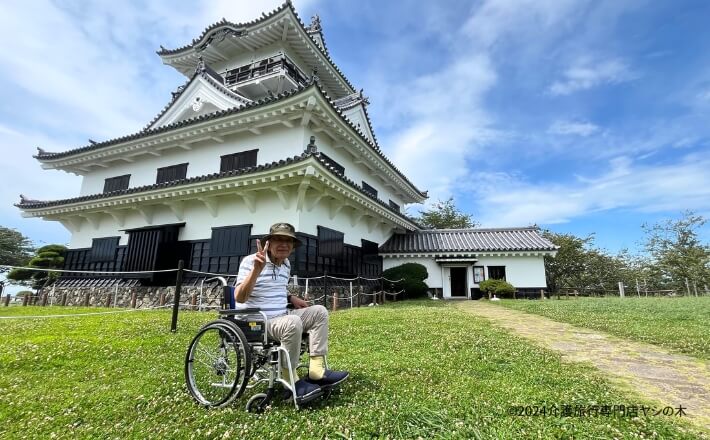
[246,393,270,413]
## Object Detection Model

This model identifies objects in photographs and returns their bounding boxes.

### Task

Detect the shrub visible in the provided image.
[382,263,429,299]
[479,279,516,299]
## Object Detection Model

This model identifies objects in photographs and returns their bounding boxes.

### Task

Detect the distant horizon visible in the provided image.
[1,0,708,266]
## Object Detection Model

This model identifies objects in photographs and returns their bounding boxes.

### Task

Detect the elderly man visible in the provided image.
[234,222,349,400]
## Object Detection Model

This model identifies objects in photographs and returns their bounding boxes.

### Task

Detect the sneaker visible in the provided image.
[306,370,349,388]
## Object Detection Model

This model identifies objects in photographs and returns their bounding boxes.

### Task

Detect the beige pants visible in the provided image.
[266,305,329,370]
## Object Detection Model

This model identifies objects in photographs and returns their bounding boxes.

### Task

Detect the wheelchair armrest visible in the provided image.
[218,308,262,315]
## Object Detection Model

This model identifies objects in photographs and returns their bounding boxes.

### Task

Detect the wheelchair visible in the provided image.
[184,277,326,412]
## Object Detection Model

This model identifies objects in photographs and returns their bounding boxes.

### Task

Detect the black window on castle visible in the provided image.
[210,224,252,257]
[156,163,188,184]
[220,149,258,173]
[488,266,506,281]
[361,239,379,256]
[362,181,378,198]
[388,199,400,212]
[319,152,345,175]
[317,226,344,259]
[89,237,120,262]
[103,175,130,193]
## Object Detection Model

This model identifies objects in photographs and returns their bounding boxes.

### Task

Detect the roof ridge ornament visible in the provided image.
[306,136,318,154]
[19,194,39,204]
[195,55,206,74]
[306,14,322,33]
[310,68,319,84]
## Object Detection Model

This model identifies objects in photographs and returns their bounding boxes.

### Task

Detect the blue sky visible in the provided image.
[0,0,709,255]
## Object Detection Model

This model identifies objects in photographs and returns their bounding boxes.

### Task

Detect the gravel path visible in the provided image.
[456,301,710,431]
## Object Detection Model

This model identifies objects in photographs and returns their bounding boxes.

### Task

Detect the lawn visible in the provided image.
[0,302,705,439]
[496,296,710,360]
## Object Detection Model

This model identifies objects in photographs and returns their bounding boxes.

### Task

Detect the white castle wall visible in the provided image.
[79,125,307,196]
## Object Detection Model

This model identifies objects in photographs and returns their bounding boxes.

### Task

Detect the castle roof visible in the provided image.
[157,1,355,99]
[34,81,427,200]
[380,228,558,253]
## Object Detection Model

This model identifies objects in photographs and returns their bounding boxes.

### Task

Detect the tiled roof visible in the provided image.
[35,82,312,161]
[379,228,558,253]
[156,2,356,95]
[17,152,417,227]
[34,81,427,199]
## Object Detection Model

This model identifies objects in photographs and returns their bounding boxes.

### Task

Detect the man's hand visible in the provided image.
[253,239,270,273]
[289,295,309,309]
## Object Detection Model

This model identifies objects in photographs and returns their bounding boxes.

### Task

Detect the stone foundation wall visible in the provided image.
[25,284,383,310]
[39,286,224,310]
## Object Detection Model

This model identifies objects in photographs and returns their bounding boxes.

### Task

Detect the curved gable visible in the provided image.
[147,74,251,130]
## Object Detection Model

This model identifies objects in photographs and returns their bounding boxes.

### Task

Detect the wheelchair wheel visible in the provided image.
[246,393,269,413]
[185,320,251,408]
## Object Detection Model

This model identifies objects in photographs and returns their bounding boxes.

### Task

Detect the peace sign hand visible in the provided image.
[253,239,270,272]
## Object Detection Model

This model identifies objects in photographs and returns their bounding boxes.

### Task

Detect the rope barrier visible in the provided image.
[0,304,173,320]
[0,265,178,275]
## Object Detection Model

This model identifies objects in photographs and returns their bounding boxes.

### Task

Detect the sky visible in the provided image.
[0,0,709,257]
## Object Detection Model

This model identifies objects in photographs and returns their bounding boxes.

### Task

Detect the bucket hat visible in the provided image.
[263,222,303,247]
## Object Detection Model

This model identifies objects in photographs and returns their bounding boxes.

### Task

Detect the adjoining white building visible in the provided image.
[381,228,556,299]
[16,2,556,297]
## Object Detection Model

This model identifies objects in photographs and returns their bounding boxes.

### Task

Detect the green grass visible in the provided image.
[0,302,705,439]
[496,297,710,360]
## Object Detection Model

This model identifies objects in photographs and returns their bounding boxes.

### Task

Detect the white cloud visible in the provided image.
[472,154,710,227]
[199,0,321,25]
[0,0,322,246]
[548,120,600,136]
[549,57,637,95]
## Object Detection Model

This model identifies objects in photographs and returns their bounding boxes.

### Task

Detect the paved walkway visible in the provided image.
[456,301,710,431]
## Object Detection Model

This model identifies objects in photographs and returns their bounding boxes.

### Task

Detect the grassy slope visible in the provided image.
[497,297,710,360]
[0,302,705,439]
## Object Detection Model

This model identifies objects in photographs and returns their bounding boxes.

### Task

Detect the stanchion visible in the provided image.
[4,294,10,307]
[170,260,185,333]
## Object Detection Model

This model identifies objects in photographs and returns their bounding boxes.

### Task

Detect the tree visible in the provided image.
[541,231,594,293]
[0,227,34,273]
[642,211,710,292]
[382,263,429,299]
[541,230,628,294]
[414,197,477,229]
[7,244,67,290]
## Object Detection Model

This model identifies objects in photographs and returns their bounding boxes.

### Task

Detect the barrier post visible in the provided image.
[332,290,338,312]
[131,291,137,308]
[83,291,90,307]
[22,294,28,306]
[105,294,111,308]
[323,271,328,309]
[540,289,545,300]
[4,294,10,307]
[171,260,185,333]
[357,277,362,307]
[61,292,67,306]
[41,293,48,307]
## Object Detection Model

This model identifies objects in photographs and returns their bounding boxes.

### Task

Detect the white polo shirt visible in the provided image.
[234,252,290,318]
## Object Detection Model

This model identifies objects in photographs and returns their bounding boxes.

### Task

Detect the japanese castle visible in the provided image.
[17,2,556,298]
